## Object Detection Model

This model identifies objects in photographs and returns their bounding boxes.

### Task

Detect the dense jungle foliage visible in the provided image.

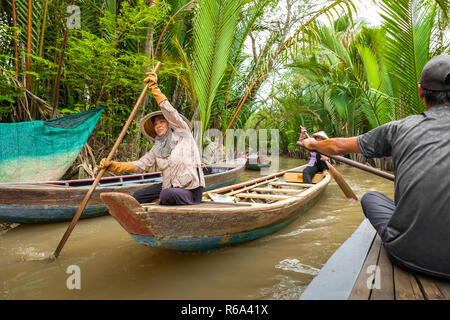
[0,0,448,177]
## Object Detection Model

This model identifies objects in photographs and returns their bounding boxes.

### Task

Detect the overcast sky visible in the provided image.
[354,0,383,25]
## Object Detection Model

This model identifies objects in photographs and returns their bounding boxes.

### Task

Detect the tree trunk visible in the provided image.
[131,0,156,159]
[12,0,19,76]
[52,0,76,117]
[26,0,32,91]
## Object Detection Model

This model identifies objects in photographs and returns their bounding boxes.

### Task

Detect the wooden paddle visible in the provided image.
[297,137,358,201]
[52,61,161,259]
[322,154,394,181]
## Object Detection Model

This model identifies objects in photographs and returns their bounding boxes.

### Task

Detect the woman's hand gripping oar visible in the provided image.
[297,133,358,201]
[51,61,162,260]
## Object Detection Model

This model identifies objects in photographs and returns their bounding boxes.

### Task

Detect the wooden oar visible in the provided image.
[323,154,394,181]
[52,61,161,259]
[297,140,358,201]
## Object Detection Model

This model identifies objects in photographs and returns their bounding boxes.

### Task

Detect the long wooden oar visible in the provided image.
[297,140,358,201]
[52,61,161,259]
[323,154,394,181]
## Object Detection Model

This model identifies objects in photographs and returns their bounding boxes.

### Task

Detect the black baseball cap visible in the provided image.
[420,54,450,91]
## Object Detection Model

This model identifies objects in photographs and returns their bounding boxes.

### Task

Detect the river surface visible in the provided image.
[0,156,394,300]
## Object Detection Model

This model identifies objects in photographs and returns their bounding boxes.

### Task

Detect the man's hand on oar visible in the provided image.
[297,132,358,201]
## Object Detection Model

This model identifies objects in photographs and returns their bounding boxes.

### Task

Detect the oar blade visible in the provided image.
[325,162,358,200]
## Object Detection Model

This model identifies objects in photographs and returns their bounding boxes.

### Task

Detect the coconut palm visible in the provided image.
[380,0,447,116]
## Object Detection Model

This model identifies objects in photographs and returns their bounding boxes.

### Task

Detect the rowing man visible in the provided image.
[97,70,205,205]
[299,55,450,280]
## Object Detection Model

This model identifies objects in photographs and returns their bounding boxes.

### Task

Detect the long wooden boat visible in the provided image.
[246,162,271,170]
[0,158,246,224]
[100,165,331,251]
[245,157,271,170]
[300,219,450,300]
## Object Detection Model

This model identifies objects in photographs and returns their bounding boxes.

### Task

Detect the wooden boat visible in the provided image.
[246,162,271,170]
[300,219,450,300]
[245,156,271,170]
[0,158,246,224]
[100,165,331,251]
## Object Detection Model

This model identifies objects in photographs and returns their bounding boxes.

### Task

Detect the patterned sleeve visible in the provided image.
[159,100,190,131]
[357,122,397,158]
[133,149,156,173]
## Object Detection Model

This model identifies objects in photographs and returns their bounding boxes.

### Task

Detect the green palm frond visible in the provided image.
[380,0,437,115]
[192,0,244,134]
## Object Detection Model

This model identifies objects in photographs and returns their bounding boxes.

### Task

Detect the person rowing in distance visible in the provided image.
[298,55,450,280]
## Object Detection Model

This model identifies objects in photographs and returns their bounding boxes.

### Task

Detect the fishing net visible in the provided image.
[0,106,105,183]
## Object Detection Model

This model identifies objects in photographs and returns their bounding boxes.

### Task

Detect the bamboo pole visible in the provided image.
[26,0,32,90]
[12,0,19,76]
[52,61,161,259]
[52,0,76,117]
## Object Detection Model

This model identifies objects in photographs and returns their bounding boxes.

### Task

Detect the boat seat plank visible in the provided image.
[235,193,289,201]
[225,178,278,196]
[433,278,450,299]
[416,274,446,300]
[302,219,450,300]
[270,182,314,188]
[348,236,382,300]
[142,201,255,209]
[370,243,394,300]
[252,188,301,194]
[393,265,424,300]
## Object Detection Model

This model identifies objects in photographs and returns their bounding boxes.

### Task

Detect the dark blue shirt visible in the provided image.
[357,104,450,279]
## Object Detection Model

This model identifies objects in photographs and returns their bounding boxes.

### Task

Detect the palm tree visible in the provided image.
[380,0,446,116]
[191,0,244,136]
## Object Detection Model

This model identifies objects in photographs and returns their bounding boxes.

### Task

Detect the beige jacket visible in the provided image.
[133,100,205,190]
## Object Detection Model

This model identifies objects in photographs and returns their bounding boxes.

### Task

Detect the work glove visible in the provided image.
[97,158,135,175]
[144,70,168,105]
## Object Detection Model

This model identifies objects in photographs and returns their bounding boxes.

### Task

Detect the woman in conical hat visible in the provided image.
[297,127,329,184]
[98,70,205,205]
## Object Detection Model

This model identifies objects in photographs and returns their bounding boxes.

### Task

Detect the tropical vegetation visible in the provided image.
[0,0,448,178]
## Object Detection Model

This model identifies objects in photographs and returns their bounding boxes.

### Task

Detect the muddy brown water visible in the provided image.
[0,156,394,300]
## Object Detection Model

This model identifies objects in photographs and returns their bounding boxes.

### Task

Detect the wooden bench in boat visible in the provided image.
[300,219,450,300]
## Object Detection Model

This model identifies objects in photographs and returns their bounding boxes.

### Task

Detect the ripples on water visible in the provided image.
[0,156,394,300]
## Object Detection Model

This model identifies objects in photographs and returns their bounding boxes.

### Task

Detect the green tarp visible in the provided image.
[0,106,105,182]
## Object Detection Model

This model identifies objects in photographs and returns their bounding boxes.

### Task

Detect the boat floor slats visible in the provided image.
[141,201,256,210]
[252,188,301,194]
[393,264,424,300]
[235,193,289,201]
[347,224,449,300]
[269,182,314,188]
[348,236,382,300]
[301,219,450,300]
[224,178,279,196]
[351,242,449,300]
[370,241,394,300]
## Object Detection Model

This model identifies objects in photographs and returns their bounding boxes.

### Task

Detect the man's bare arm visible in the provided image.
[301,137,361,156]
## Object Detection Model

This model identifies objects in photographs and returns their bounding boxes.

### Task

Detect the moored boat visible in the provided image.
[101,165,331,251]
[246,162,271,170]
[245,155,271,170]
[0,158,246,224]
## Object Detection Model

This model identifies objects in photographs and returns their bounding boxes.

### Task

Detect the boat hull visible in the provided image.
[0,159,246,224]
[101,167,330,251]
[130,194,321,251]
[246,163,271,170]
